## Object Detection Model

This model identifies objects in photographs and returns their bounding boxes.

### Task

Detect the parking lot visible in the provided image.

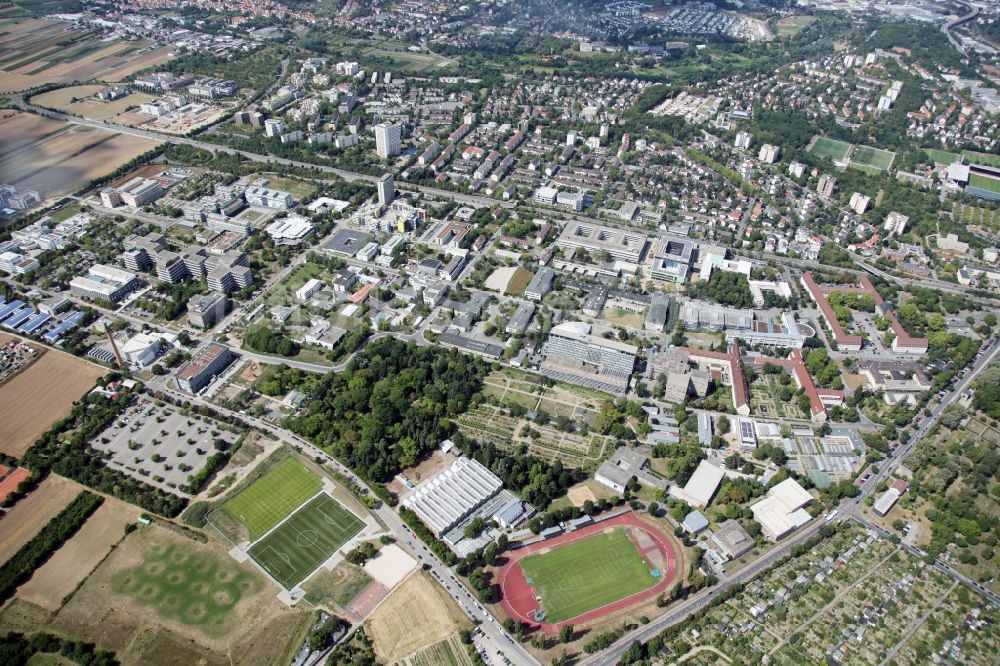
[91,396,240,493]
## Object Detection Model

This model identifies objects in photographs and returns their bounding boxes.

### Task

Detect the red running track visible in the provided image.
[497,511,679,634]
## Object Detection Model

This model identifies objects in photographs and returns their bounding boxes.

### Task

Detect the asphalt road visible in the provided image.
[10,96,513,211]
[582,334,1000,665]
[149,377,541,666]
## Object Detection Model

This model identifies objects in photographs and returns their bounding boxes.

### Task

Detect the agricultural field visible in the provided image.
[0,19,173,93]
[16,498,140,611]
[953,202,1000,231]
[517,528,657,624]
[247,493,364,589]
[0,474,80,564]
[45,523,306,660]
[366,571,471,664]
[0,348,102,457]
[851,145,896,171]
[0,111,160,199]
[218,456,322,541]
[359,39,454,73]
[31,84,157,125]
[400,634,474,666]
[808,136,852,162]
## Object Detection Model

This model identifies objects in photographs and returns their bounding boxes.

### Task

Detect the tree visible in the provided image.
[717,415,731,434]
[464,516,486,540]
[559,625,574,644]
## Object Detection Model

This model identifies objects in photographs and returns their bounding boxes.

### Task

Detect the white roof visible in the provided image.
[750,478,813,540]
[670,459,724,508]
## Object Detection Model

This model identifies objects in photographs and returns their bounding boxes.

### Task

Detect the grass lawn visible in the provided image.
[518,528,658,623]
[849,163,885,176]
[776,15,815,37]
[924,148,960,165]
[505,267,534,296]
[220,457,322,540]
[248,494,364,589]
[809,136,852,162]
[110,540,257,632]
[969,173,1000,194]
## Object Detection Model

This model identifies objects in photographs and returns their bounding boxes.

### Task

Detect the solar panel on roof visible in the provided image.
[3,308,34,329]
[0,300,25,321]
[19,312,51,334]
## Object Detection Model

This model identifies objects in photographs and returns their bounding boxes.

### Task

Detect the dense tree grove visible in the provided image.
[244,325,300,357]
[0,632,117,666]
[455,436,586,510]
[22,385,187,517]
[287,338,489,485]
[686,271,754,309]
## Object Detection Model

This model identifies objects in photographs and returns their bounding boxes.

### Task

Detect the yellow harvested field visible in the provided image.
[0,19,173,93]
[0,348,102,457]
[0,112,160,199]
[31,85,157,125]
[17,499,140,611]
[367,572,471,663]
[0,475,82,565]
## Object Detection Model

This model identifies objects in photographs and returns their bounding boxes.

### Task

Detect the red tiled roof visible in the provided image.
[349,283,374,304]
[801,273,863,348]
[729,342,748,413]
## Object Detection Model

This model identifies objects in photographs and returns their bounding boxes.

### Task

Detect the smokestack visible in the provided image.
[105,326,124,370]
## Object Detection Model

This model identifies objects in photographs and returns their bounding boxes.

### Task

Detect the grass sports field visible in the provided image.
[518,528,658,624]
[964,150,1000,168]
[220,458,321,540]
[924,148,960,165]
[851,145,895,170]
[969,173,1000,194]
[248,494,364,589]
[809,136,852,162]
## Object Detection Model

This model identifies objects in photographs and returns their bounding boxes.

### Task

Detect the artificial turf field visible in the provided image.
[518,528,657,624]
[248,493,364,589]
[220,458,322,540]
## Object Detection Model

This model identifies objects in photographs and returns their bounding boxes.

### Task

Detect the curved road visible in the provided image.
[943,0,979,54]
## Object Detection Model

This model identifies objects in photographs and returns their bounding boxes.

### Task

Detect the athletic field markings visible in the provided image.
[247,492,365,589]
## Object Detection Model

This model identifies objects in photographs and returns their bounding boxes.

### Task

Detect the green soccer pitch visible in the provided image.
[809,136,852,162]
[220,457,322,540]
[518,528,657,624]
[248,494,365,589]
[851,145,895,170]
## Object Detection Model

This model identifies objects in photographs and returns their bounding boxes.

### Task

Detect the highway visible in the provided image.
[582,333,1000,665]
[943,0,979,54]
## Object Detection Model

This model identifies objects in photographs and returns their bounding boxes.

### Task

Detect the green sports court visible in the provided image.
[220,457,322,540]
[248,493,365,589]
